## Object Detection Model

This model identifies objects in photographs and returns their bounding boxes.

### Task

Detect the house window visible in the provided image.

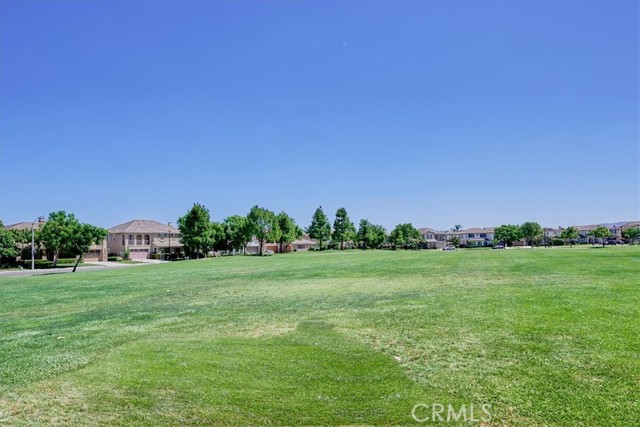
[468,234,474,238]
[128,235,134,244]
[136,235,142,245]
[144,235,150,245]
[480,233,486,238]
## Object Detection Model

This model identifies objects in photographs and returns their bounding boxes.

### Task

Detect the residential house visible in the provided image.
[576,222,627,244]
[107,219,183,260]
[244,235,318,254]
[458,227,495,247]
[418,228,441,249]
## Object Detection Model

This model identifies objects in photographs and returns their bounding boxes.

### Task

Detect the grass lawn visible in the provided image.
[0,247,638,426]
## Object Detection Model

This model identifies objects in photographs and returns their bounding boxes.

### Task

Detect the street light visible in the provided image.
[31,216,45,271]
[168,222,172,260]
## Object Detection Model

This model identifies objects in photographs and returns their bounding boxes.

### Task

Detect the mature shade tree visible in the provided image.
[560,226,579,247]
[40,211,78,266]
[494,224,523,247]
[590,226,611,247]
[332,207,356,250]
[247,206,280,256]
[277,212,302,253]
[307,206,331,250]
[0,220,19,263]
[389,223,422,250]
[66,223,108,272]
[210,221,226,252]
[178,203,215,258]
[222,215,253,254]
[448,236,461,248]
[520,222,543,246]
[623,227,640,244]
[357,219,386,249]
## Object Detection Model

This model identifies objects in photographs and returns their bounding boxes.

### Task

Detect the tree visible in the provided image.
[332,207,356,250]
[494,224,522,247]
[452,224,462,232]
[0,220,19,263]
[623,227,640,245]
[590,226,611,247]
[66,223,108,272]
[357,219,386,249]
[448,236,461,248]
[178,203,215,258]
[520,222,543,247]
[389,223,422,250]
[223,215,253,254]
[210,221,226,252]
[560,226,579,247]
[247,206,280,256]
[40,211,78,266]
[277,212,302,253]
[307,206,331,250]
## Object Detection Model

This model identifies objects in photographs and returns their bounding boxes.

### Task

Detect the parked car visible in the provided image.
[606,240,618,245]
[493,245,505,250]
[443,245,456,251]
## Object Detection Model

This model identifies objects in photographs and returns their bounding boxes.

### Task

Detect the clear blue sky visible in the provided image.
[1,0,638,231]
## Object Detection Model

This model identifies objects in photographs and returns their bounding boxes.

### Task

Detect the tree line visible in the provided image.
[177,204,428,257]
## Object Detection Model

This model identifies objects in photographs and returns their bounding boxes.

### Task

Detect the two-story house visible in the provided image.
[107,219,183,260]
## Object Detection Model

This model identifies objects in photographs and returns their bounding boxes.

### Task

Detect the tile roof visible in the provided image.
[108,219,179,234]
[4,221,44,231]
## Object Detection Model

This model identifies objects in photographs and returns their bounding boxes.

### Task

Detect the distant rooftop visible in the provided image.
[108,219,179,234]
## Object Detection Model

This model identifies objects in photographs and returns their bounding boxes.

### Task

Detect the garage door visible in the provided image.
[130,249,149,260]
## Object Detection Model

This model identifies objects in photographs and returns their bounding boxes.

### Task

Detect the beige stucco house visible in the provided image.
[107,219,183,260]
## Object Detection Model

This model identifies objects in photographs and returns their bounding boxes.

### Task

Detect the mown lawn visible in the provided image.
[0,247,638,426]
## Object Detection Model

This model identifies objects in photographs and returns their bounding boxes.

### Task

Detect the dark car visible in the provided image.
[606,240,618,245]
[493,245,505,250]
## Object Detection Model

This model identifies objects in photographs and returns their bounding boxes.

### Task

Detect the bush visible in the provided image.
[123,249,131,260]
[57,258,81,264]
[552,239,565,246]
[149,253,161,260]
[108,256,122,262]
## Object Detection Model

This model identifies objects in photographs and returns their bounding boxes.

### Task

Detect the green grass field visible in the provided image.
[1,247,638,426]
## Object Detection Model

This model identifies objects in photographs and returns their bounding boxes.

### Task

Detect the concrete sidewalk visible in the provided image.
[0,261,153,278]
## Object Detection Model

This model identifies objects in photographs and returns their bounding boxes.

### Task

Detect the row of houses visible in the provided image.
[5,219,639,261]
[418,221,640,249]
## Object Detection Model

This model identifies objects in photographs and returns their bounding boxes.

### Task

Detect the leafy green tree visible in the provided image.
[66,223,108,272]
[178,203,215,258]
[452,224,462,231]
[0,220,19,263]
[448,236,461,247]
[210,221,226,252]
[222,215,253,254]
[332,207,356,250]
[389,223,422,250]
[590,226,611,247]
[494,224,522,247]
[277,212,302,253]
[623,227,640,244]
[40,211,78,266]
[560,226,579,247]
[247,206,280,256]
[357,219,386,249]
[520,222,543,246]
[307,206,331,250]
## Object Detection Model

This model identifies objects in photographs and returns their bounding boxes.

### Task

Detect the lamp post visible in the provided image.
[31,216,45,271]
[168,222,172,260]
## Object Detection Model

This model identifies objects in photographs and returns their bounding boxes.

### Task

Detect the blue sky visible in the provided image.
[1,0,638,231]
